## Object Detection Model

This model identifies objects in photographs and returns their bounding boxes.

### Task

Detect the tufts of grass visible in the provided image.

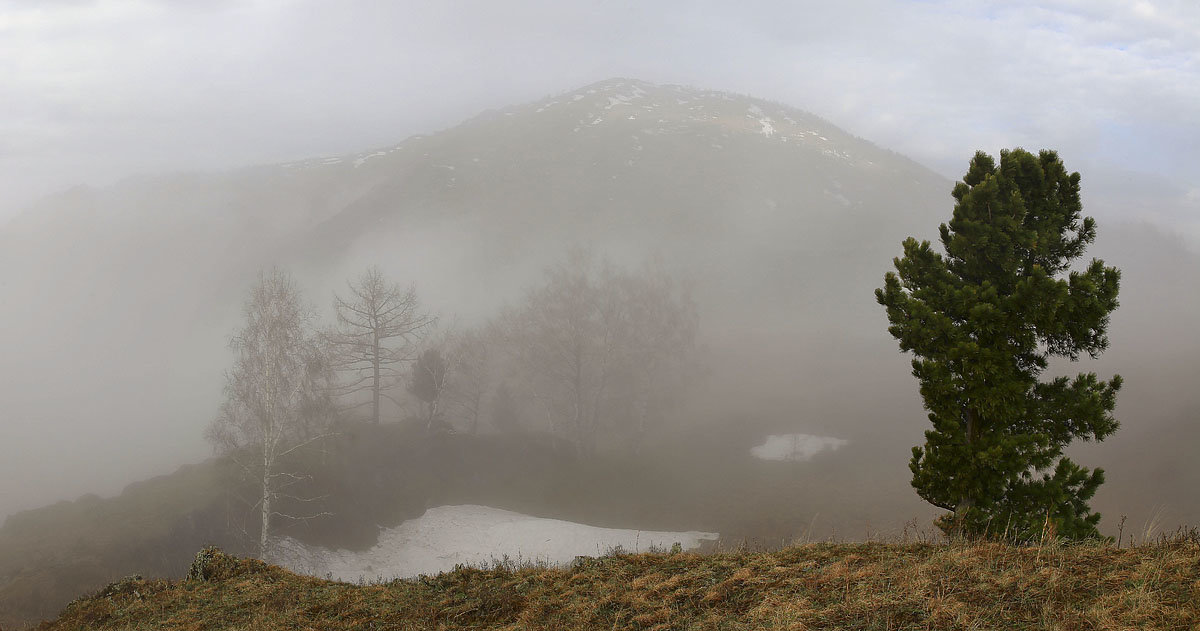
[39,532,1200,631]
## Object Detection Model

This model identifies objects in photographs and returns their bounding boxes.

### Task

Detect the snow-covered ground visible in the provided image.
[270,505,719,583]
[750,434,848,461]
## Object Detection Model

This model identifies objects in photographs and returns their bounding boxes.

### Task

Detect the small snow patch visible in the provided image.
[751,434,848,462]
[354,151,388,168]
[606,95,631,110]
[759,118,776,138]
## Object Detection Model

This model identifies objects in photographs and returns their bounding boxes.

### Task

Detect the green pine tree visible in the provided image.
[875,148,1122,540]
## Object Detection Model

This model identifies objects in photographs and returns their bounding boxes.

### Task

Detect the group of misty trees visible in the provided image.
[206,251,698,555]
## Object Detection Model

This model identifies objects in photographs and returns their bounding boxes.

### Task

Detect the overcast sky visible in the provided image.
[2,0,1198,239]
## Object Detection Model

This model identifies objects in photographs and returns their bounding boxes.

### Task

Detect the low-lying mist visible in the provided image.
[1,79,1197,560]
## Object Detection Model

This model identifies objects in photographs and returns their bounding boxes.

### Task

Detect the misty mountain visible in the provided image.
[1,77,1197,534]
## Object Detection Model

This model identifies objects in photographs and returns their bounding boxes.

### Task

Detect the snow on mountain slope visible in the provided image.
[300,78,898,178]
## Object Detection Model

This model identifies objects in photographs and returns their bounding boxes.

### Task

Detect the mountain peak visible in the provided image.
[502,77,871,166]
[287,77,931,185]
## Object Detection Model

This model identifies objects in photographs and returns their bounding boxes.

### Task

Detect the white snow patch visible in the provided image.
[759,118,776,138]
[271,505,718,582]
[748,104,764,116]
[572,94,585,101]
[751,434,848,462]
[825,189,852,206]
[605,95,631,109]
[354,151,388,168]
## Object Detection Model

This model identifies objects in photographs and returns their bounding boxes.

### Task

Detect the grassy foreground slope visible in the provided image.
[43,541,1199,631]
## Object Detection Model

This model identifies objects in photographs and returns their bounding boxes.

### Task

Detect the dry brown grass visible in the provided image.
[39,533,1200,631]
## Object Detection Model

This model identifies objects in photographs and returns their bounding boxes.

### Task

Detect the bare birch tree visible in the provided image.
[206,269,335,558]
[329,266,433,424]
[409,347,450,433]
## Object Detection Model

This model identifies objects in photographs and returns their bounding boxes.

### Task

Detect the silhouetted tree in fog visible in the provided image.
[409,347,450,433]
[206,269,335,557]
[329,267,434,424]
[443,327,492,434]
[491,382,520,433]
[876,149,1121,539]
[500,250,697,455]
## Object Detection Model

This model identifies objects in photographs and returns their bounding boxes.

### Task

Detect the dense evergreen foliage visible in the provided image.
[876,149,1122,539]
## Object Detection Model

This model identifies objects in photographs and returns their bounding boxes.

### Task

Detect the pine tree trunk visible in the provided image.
[954,407,980,533]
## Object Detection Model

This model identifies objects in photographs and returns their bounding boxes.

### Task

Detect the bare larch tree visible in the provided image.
[206,269,335,558]
[329,267,433,424]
